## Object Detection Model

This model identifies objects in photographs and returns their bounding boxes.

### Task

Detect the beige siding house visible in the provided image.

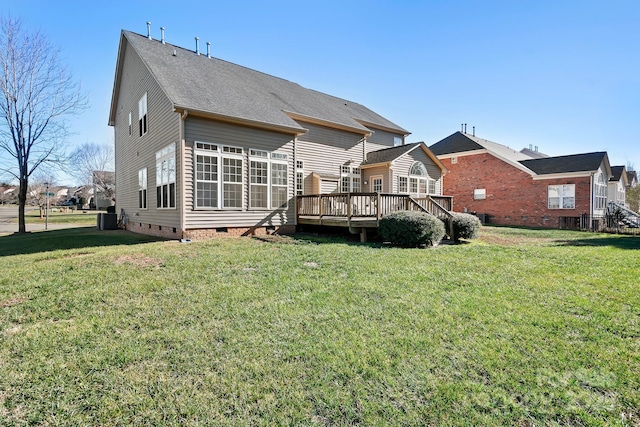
[109,30,447,239]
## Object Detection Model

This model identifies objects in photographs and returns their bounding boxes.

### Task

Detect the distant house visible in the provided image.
[0,186,16,205]
[91,170,115,209]
[430,131,611,230]
[607,166,628,207]
[109,29,447,239]
[626,170,638,188]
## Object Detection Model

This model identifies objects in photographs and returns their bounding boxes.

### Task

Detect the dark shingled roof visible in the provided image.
[113,31,408,135]
[429,131,483,155]
[361,142,422,165]
[609,166,625,181]
[519,152,608,175]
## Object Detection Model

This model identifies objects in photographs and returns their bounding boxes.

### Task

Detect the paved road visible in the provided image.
[0,205,89,234]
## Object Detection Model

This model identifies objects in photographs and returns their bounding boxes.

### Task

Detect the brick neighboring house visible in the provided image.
[430,131,612,230]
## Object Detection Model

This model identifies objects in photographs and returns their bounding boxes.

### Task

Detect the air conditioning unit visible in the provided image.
[97,213,118,230]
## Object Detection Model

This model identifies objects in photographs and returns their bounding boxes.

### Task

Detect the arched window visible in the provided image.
[594,172,607,210]
[410,162,427,176]
[408,162,436,196]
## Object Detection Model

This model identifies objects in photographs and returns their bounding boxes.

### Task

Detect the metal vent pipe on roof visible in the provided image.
[161,27,165,44]
[472,126,475,136]
[464,123,467,133]
[461,123,464,132]
[195,37,200,55]
[147,22,152,39]
[206,42,211,58]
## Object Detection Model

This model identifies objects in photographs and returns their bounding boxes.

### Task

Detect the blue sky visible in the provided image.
[2,0,639,184]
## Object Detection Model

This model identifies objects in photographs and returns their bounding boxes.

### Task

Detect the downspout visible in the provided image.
[179,110,188,237]
[293,136,298,227]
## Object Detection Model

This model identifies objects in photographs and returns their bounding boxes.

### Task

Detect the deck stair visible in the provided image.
[608,202,640,228]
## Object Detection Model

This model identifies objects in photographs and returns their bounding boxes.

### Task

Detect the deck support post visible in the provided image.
[360,227,367,243]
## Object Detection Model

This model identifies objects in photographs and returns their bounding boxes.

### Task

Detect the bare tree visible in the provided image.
[69,142,115,206]
[0,17,87,232]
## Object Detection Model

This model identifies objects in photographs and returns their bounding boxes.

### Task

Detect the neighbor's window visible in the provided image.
[138,167,147,209]
[548,184,575,209]
[474,188,486,200]
[138,93,148,137]
[393,136,403,147]
[128,112,132,136]
[156,143,176,208]
[594,173,607,210]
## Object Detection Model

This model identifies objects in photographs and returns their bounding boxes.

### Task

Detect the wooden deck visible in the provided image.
[296,193,454,241]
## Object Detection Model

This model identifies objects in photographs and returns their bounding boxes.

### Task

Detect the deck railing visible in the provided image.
[296,193,454,223]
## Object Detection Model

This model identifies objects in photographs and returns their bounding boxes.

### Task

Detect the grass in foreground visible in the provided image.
[0,226,638,425]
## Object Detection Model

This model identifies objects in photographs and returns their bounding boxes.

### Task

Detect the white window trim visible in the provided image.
[408,161,436,197]
[155,143,176,209]
[398,176,408,194]
[138,92,148,137]
[371,175,383,193]
[194,142,244,210]
[474,188,486,200]
[548,184,575,210]
[594,173,607,210]
[341,165,361,193]
[296,160,304,196]
[138,167,147,209]
[249,149,288,209]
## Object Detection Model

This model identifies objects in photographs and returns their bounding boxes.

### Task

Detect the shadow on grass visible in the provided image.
[0,227,165,257]
[555,235,640,250]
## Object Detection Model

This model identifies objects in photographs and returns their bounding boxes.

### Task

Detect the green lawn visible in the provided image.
[0,227,638,425]
[19,209,101,225]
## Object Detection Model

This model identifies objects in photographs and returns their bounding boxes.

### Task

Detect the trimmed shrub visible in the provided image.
[379,210,446,247]
[449,212,482,242]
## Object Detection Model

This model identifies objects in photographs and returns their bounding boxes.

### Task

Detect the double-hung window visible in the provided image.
[156,144,176,208]
[138,93,148,137]
[138,167,147,209]
[548,184,575,209]
[249,150,288,209]
[341,165,361,193]
[398,176,408,193]
[195,142,244,209]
